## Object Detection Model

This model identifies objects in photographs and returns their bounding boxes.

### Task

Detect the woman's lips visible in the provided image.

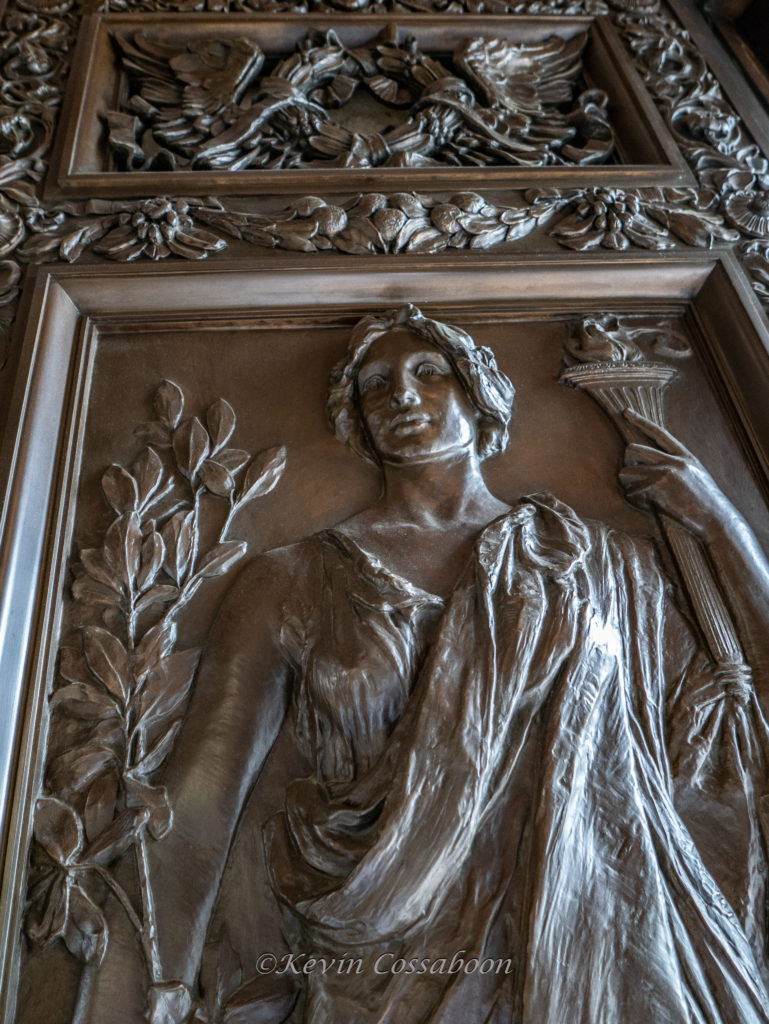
[389,413,431,432]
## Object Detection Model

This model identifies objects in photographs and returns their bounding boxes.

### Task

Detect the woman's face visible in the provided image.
[356,328,479,465]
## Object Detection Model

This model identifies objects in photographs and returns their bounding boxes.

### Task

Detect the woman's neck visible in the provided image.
[376,451,508,531]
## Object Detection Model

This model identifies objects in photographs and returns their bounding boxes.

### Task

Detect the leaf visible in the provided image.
[405,227,447,253]
[82,807,148,866]
[134,619,177,683]
[101,465,139,514]
[59,645,90,685]
[137,532,165,593]
[135,584,179,615]
[17,232,64,261]
[103,511,142,588]
[123,776,173,839]
[84,772,118,843]
[393,216,431,254]
[133,720,182,776]
[64,884,108,965]
[237,446,286,506]
[34,797,84,865]
[79,548,121,593]
[72,575,123,609]
[154,380,184,429]
[47,746,115,799]
[173,417,210,480]
[59,221,112,262]
[216,448,250,474]
[83,627,130,703]
[26,874,69,947]
[50,682,120,721]
[135,421,172,448]
[389,192,427,218]
[469,226,510,249]
[199,459,235,498]
[195,542,246,580]
[133,447,164,509]
[161,510,195,584]
[458,214,501,235]
[660,209,740,248]
[504,217,537,242]
[3,180,37,205]
[276,231,316,253]
[138,648,200,728]
[206,398,236,451]
[333,228,375,255]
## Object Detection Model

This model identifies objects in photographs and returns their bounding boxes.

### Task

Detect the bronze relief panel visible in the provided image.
[4,257,769,1022]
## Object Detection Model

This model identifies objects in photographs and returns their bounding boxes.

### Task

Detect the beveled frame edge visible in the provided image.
[1,250,769,1022]
[44,10,694,200]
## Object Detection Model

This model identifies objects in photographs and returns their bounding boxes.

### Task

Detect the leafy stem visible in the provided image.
[28,380,287,992]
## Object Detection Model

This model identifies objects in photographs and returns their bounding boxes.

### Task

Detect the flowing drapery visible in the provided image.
[268,496,769,1023]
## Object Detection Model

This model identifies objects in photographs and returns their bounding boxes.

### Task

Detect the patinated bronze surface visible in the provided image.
[2,0,769,1020]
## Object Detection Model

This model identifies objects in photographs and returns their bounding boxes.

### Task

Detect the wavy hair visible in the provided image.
[327,304,515,464]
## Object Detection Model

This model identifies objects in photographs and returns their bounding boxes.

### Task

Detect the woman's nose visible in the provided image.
[389,381,419,408]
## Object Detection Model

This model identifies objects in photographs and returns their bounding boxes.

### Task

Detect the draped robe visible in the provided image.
[267,495,769,1024]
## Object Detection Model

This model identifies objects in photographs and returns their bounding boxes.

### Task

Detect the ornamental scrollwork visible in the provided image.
[106,27,614,172]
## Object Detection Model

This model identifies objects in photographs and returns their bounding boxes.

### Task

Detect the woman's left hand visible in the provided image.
[617,409,737,539]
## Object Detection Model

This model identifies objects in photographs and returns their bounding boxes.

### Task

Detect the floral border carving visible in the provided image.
[0,0,769,382]
[16,187,739,263]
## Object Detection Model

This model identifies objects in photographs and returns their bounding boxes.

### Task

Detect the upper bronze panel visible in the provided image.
[46,13,692,197]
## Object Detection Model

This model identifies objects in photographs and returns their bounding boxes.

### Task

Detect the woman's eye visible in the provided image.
[416,363,439,378]
[360,374,386,394]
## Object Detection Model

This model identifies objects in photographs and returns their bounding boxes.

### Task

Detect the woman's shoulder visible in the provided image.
[230,534,331,602]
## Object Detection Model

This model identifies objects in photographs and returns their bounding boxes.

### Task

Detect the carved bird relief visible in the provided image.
[106,26,615,172]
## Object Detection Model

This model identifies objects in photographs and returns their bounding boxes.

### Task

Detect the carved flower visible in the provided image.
[724,190,769,239]
[93,199,227,261]
[539,188,673,251]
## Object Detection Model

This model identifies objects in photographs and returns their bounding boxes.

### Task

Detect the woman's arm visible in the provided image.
[618,410,769,679]
[146,551,294,1000]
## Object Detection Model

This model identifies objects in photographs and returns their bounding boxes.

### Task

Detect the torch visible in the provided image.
[559,316,751,692]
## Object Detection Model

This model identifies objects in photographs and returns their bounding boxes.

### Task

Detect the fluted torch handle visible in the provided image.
[660,514,752,685]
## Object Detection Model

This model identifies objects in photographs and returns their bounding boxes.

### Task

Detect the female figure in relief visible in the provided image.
[141,305,769,1024]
